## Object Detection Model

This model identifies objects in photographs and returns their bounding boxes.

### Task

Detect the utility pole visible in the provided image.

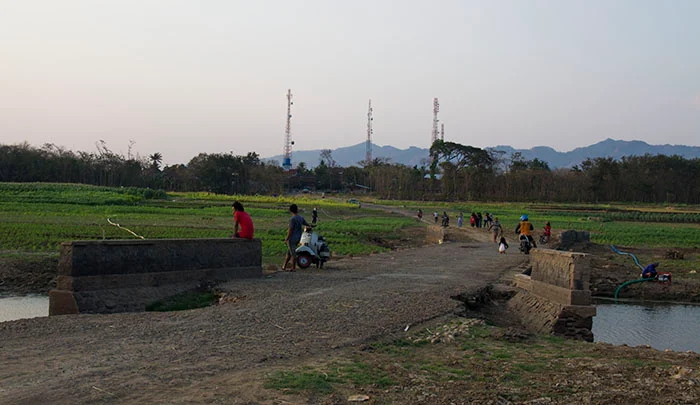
[282,89,293,171]
[366,99,373,165]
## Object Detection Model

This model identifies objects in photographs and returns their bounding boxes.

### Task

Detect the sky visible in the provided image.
[1,0,699,165]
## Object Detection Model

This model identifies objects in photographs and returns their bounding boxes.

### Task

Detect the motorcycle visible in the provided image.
[295,226,331,269]
[519,234,532,255]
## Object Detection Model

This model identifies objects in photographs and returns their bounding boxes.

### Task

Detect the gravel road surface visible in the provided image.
[0,237,525,404]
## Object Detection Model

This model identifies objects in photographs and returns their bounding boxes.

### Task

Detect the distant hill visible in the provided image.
[265,138,700,169]
[266,143,429,168]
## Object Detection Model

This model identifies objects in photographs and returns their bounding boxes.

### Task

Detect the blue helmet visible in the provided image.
[520,214,528,221]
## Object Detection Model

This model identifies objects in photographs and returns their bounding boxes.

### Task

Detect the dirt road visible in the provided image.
[0,235,525,404]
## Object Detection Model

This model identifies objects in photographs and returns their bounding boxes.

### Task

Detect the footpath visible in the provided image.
[0,236,525,403]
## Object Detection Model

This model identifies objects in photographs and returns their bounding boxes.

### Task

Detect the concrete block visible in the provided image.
[530,279,592,306]
[514,274,533,291]
[48,290,79,315]
[50,238,263,315]
[530,249,590,290]
[58,238,262,277]
[563,305,597,318]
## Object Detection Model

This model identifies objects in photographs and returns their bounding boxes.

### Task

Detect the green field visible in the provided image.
[1,183,699,269]
[0,183,420,265]
[371,199,700,249]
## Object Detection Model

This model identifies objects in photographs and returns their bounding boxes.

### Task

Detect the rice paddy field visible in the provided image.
[1,182,699,270]
[0,183,420,266]
[371,198,700,249]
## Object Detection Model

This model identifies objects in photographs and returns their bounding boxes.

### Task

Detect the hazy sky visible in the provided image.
[2,1,699,165]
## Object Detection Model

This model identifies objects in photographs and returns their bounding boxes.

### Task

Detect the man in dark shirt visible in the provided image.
[642,262,659,279]
[282,204,310,271]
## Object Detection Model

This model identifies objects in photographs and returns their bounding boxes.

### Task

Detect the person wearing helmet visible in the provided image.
[515,214,537,248]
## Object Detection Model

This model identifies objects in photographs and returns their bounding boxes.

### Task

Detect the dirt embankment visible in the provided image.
[567,243,700,303]
[0,253,57,295]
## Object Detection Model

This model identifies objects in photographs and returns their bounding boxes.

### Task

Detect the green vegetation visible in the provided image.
[2,182,699,272]
[371,199,700,248]
[264,321,690,403]
[264,361,393,394]
[0,183,420,265]
[264,370,337,393]
[145,290,218,312]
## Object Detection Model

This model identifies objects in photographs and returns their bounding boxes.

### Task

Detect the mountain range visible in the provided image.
[265,139,700,169]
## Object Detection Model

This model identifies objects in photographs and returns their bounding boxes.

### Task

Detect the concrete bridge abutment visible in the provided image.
[49,238,262,315]
[509,248,596,341]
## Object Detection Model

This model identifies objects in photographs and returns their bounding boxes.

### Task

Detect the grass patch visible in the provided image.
[491,350,513,360]
[264,361,395,394]
[264,370,336,393]
[337,362,395,387]
[540,334,568,345]
[145,291,218,312]
[514,362,547,372]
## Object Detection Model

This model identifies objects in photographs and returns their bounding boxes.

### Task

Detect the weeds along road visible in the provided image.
[0,228,526,404]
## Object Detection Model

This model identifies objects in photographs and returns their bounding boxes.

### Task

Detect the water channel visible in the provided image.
[0,295,49,323]
[1,296,698,353]
[593,299,700,353]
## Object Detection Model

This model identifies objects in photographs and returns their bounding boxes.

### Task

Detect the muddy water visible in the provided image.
[0,295,49,322]
[593,299,700,353]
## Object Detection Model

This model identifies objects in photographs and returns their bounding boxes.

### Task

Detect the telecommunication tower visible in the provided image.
[282,89,293,171]
[366,99,373,165]
[441,123,445,141]
[431,97,440,145]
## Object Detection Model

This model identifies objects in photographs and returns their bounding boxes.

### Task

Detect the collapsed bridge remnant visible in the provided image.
[509,249,596,341]
[49,238,262,315]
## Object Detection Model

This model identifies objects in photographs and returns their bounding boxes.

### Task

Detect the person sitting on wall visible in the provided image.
[232,201,254,239]
[641,262,659,279]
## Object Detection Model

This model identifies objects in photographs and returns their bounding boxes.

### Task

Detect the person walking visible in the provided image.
[433,211,439,223]
[470,212,476,227]
[484,212,493,228]
[441,211,450,227]
[542,221,551,243]
[498,237,509,254]
[282,204,311,272]
[311,207,318,224]
[458,212,464,227]
[488,217,503,243]
[417,208,423,221]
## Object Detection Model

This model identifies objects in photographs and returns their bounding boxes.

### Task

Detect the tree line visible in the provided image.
[1,141,698,204]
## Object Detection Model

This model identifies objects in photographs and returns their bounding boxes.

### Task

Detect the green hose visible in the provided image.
[614,278,655,300]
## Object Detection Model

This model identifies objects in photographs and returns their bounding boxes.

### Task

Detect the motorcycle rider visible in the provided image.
[515,214,537,248]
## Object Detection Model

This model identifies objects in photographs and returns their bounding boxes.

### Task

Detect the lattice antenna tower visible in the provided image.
[282,89,293,171]
[431,97,440,145]
[441,123,445,141]
[366,99,373,165]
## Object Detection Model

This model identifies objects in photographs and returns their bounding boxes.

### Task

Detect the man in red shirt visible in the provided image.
[232,201,254,239]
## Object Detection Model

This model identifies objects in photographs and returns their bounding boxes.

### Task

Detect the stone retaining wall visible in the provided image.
[508,248,596,341]
[49,238,262,315]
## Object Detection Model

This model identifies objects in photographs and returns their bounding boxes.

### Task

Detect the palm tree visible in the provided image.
[149,152,163,171]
